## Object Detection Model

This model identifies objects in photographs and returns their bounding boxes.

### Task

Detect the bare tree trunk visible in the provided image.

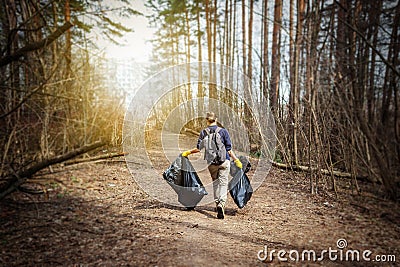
[231,0,237,112]
[270,0,282,114]
[205,0,212,62]
[241,0,247,76]
[212,0,218,100]
[262,0,269,101]
[367,1,381,125]
[184,3,192,111]
[196,1,204,119]
[64,0,71,80]
[288,0,296,164]
[247,0,254,82]
[205,0,216,101]
[231,0,237,69]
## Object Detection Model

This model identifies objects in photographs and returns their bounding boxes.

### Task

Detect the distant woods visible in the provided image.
[0,1,139,196]
[0,0,399,200]
[146,0,399,199]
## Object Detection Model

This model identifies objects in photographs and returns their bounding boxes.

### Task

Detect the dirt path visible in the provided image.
[1,154,399,266]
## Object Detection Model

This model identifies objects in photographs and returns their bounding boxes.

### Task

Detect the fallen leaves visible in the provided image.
[0,161,399,266]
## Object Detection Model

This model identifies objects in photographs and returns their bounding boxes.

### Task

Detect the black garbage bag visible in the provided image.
[163,155,183,191]
[163,155,207,208]
[229,157,253,209]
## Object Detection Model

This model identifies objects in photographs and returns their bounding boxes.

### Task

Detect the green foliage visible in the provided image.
[274,151,283,163]
[50,183,60,189]
[71,176,79,183]
[73,19,93,33]
[250,150,261,158]
[146,0,195,66]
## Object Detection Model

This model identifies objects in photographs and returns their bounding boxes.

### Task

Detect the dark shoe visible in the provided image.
[186,207,195,211]
[217,205,225,219]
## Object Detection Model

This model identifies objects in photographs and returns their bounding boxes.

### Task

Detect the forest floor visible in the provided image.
[1,133,400,266]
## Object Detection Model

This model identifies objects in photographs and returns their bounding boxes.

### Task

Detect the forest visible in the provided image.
[143,0,400,199]
[1,0,398,200]
[0,0,399,266]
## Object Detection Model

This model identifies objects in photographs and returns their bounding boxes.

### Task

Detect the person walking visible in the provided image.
[182,112,242,219]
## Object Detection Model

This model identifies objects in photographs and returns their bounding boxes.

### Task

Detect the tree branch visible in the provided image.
[0,21,74,67]
[183,127,200,136]
[270,161,371,182]
[63,152,128,166]
[0,141,105,200]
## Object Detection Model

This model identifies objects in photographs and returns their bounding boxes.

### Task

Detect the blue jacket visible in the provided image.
[196,125,232,160]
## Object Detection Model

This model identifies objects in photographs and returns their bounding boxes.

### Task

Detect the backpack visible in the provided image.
[201,127,227,165]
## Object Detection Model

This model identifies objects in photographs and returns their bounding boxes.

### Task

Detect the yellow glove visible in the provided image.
[234,158,242,169]
[182,150,192,157]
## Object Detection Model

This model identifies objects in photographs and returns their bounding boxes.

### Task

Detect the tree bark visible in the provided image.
[262,0,269,101]
[270,0,282,114]
[64,0,72,79]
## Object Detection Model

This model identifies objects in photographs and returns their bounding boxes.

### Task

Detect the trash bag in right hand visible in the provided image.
[229,156,253,209]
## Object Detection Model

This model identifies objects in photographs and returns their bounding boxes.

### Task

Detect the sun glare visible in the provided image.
[104,1,154,62]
